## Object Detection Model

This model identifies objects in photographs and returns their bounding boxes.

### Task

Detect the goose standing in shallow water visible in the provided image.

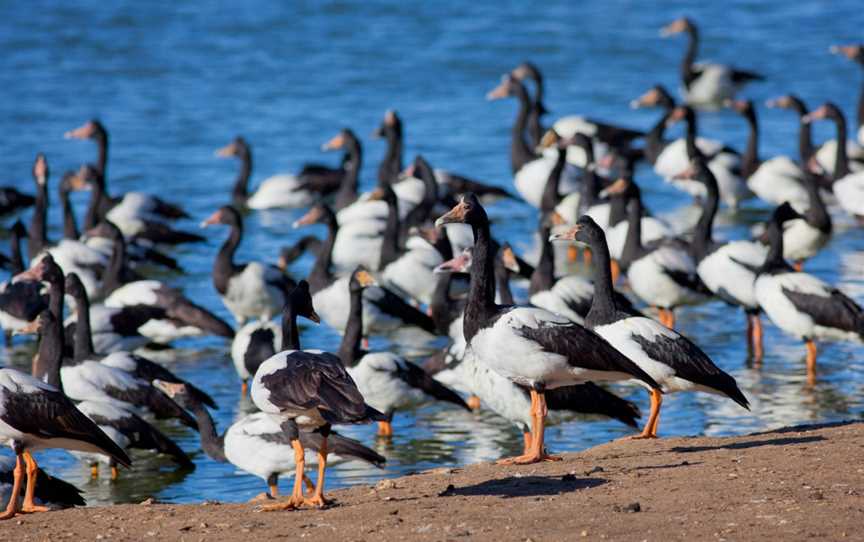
[339,267,470,437]
[551,216,749,438]
[660,17,763,108]
[251,282,385,509]
[817,44,864,175]
[682,156,768,361]
[201,205,296,324]
[755,203,864,385]
[154,380,385,500]
[435,194,660,464]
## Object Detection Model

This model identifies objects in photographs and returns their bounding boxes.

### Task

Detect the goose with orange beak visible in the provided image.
[550,216,749,439]
[435,194,660,464]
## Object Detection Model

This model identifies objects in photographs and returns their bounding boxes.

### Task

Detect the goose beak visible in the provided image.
[215,142,236,158]
[801,105,828,124]
[13,319,41,336]
[500,245,520,274]
[293,207,322,229]
[307,310,321,324]
[200,210,222,228]
[321,133,345,152]
[12,267,41,283]
[64,121,93,140]
[486,76,510,101]
[354,268,378,288]
[599,178,630,198]
[549,225,580,242]
[434,253,470,274]
[434,199,469,227]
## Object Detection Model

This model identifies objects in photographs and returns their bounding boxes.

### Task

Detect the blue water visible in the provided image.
[1,1,863,505]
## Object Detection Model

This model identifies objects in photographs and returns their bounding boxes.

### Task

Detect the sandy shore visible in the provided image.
[5,421,863,541]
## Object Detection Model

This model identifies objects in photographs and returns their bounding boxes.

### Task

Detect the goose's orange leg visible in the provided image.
[805,340,818,386]
[304,437,329,508]
[377,421,393,437]
[499,391,562,464]
[0,455,23,520]
[610,260,621,284]
[260,440,304,511]
[631,389,663,439]
[21,452,48,513]
[466,395,482,411]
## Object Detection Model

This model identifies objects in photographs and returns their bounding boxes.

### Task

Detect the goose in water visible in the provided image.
[64,120,189,221]
[68,165,204,246]
[816,44,864,175]
[487,74,579,208]
[755,203,864,385]
[665,106,751,208]
[551,216,749,438]
[201,205,296,324]
[0,355,130,518]
[0,223,47,343]
[607,179,707,329]
[680,156,768,360]
[216,136,329,210]
[726,99,808,208]
[292,204,436,335]
[660,17,763,108]
[804,103,864,221]
[435,194,660,464]
[251,281,385,509]
[153,380,384,500]
[338,267,469,437]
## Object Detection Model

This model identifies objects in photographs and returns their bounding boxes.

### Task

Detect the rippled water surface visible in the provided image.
[1,1,863,504]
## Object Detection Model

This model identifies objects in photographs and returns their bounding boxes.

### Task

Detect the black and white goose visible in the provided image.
[487,74,578,208]
[293,204,436,335]
[201,205,296,325]
[818,45,864,175]
[551,216,750,438]
[684,156,768,360]
[755,203,864,384]
[0,361,130,518]
[68,165,203,246]
[804,103,864,221]
[64,120,190,222]
[339,267,469,437]
[251,281,385,509]
[660,17,763,108]
[231,320,281,395]
[435,194,660,464]
[0,223,47,342]
[608,179,707,329]
[216,136,320,210]
[153,380,384,500]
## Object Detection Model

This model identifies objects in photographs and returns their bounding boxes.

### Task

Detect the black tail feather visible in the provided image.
[545,383,641,428]
[396,361,471,411]
[300,430,386,468]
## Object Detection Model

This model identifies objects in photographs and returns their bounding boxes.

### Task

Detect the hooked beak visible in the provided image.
[64,122,93,140]
[434,253,470,274]
[549,225,581,243]
[354,268,378,288]
[321,133,345,152]
[665,107,687,127]
[215,142,236,158]
[486,76,510,101]
[307,310,321,324]
[830,44,862,60]
[598,178,630,199]
[499,245,520,274]
[801,105,828,124]
[434,200,468,228]
[538,129,560,149]
[12,266,42,283]
[13,319,41,336]
[293,207,322,229]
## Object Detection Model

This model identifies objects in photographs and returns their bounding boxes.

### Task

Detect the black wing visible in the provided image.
[393,360,470,411]
[782,287,864,338]
[260,352,384,424]
[300,429,386,468]
[88,409,192,467]
[150,197,190,220]
[370,287,437,333]
[126,354,216,409]
[155,286,235,339]
[0,280,47,321]
[730,69,764,84]
[516,321,660,389]
[543,382,640,428]
[631,333,749,409]
[1,387,131,467]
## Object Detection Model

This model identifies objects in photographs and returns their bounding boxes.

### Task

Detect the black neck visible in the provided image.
[282,306,301,351]
[232,148,252,205]
[428,272,456,333]
[307,213,337,293]
[338,286,365,367]
[645,109,673,164]
[95,133,108,178]
[190,401,227,462]
[463,217,498,342]
[47,276,64,323]
[796,108,815,164]
[510,82,538,173]
[378,195,400,269]
[101,236,126,296]
[540,147,566,213]
[59,187,80,240]
[529,224,555,295]
[802,173,832,233]
[831,112,851,179]
[34,318,64,390]
[399,161,439,247]
[619,197,645,270]
[681,27,699,87]
[584,230,619,327]
[378,128,403,184]
[761,220,792,274]
[334,140,361,211]
[28,181,48,260]
[526,75,546,149]
[83,177,107,231]
[683,111,699,158]
[692,168,719,261]
[72,289,96,361]
[9,228,24,275]
[741,109,760,178]
[213,220,242,295]
[494,257,515,305]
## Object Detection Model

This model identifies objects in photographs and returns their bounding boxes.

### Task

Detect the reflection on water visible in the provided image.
[1,1,864,504]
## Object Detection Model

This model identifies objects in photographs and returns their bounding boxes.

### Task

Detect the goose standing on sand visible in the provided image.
[251,282,385,509]
[660,17,763,108]
[292,204,436,335]
[804,103,864,221]
[201,205,296,324]
[487,74,578,208]
[64,120,189,221]
[726,99,808,208]
[755,203,864,384]
[153,380,384,499]
[0,331,131,519]
[552,216,750,438]
[339,267,470,437]
[435,194,660,464]
[683,157,768,360]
